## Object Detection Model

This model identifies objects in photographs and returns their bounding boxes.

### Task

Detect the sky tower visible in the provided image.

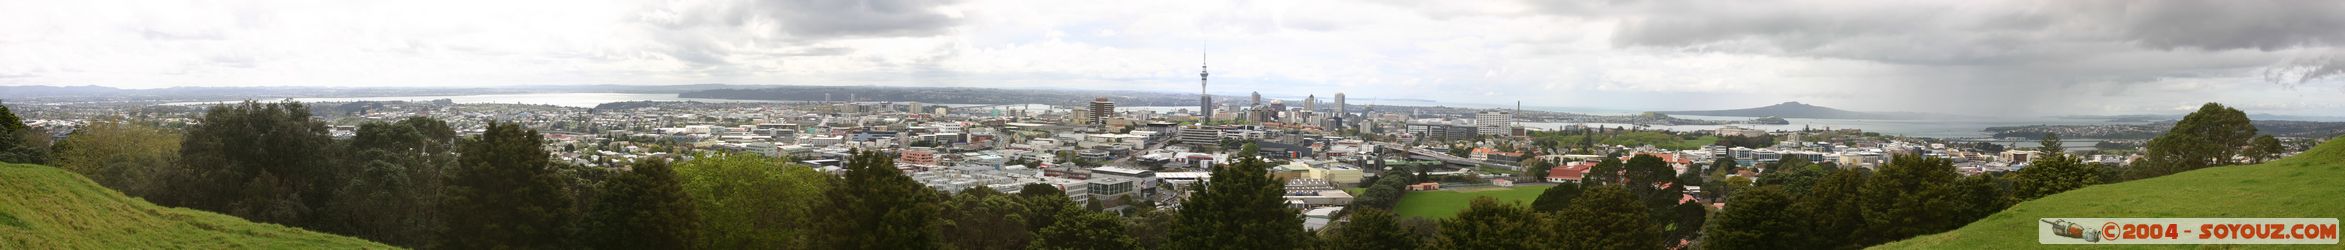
[1199,47,1212,123]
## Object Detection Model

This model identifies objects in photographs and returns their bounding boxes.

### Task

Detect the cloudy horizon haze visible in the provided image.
[6,0,2345,116]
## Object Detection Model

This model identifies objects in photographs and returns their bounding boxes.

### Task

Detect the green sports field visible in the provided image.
[1393,184,1554,219]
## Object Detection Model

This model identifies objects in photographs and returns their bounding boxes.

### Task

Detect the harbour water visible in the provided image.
[165,93,791,108]
[1521,115,2129,139]
[162,93,985,109]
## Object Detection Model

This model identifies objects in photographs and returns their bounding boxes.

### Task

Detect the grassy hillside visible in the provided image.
[1395,185,1554,219]
[1876,138,2345,249]
[0,163,395,249]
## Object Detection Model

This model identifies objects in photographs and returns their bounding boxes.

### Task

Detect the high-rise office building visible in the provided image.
[1305,95,1317,112]
[1268,100,1287,121]
[1090,97,1115,126]
[1476,110,1512,136]
[1334,93,1346,117]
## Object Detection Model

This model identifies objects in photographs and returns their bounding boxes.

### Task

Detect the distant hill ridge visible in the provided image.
[1655,101,1926,120]
[0,163,393,249]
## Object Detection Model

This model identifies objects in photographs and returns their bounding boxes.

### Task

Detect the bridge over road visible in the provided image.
[1372,142,1520,171]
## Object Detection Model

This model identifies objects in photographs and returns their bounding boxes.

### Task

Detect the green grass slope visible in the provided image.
[1876,138,2345,250]
[1395,185,1554,219]
[0,163,395,249]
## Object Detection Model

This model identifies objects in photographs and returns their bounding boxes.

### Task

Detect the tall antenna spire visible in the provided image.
[1198,41,1213,122]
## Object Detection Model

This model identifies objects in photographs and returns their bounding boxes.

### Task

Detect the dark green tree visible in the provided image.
[1587,157,1624,185]
[1326,208,1418,250]
[0,102,52,164]
[2249,135,2283,163]
[1169,143,1305,250]
[1670,202,1708,244]
[1432,197,1551,249]
[2132,103,2254,179]
[2014,133,2097,201]
[1126,209,1177,249]
[943,187,1034,250]
[1623,154,1673,190]
[438,121,578,249]
[1350,172,1411,209]
[2038,132,2064,156]
[1856,154,1962,245]
[1030,209,1137,250]
[1019,182,1066,199]
[1711,156,1738,175]
[323,117,458,247]
[1950,173,2011,224]
[1530,183,1583,212]
[1619,154,1689,232]
[1756,155,1824,196]
[1677,166,1706,189]
[816,150,945,250]
[174,100,341,227]
[1522,157,1553,183]
[585,159,699,249]
[1017,190,1078,234]
[1789,169,1866,249]
[1556,185,1660,250]
[1702,186,1801,250]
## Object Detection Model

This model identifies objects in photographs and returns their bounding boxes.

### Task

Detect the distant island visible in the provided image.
[1654,101,1929,120]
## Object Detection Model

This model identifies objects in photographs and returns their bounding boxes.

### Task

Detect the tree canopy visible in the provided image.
[174,101,342,227]
[677,153,831,249]
[52,119,181,199]
[0,102,52,164]
[1530,183,1583,212]
[438,121,578,249]
[2014,133,2097,200]
[2132,103,2254,179]
[1326,208,1419,250]
[1557,185,1661,250]
[1169,142,1305,250]
[1433,197,1551,249]
[817,150,946,250]
[1703,186,1801,250]
[584,159,699,249]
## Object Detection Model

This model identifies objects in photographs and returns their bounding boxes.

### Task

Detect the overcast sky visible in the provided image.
[5,0,2345,116]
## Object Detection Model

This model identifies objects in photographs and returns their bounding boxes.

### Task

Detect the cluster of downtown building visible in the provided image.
[4,90,2158,228]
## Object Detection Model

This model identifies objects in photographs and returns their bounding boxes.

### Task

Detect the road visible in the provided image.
[1370,142,1520,171]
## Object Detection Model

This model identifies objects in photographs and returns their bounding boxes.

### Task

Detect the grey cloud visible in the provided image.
[643,0,961,40]
[1586,0,2345,64]
[2264,53,2345,86]
[634,0,961,68]
[761,0,962,38]
[1515,0,2345,115]
[2085,1,2345,51]
[780,47,854,57]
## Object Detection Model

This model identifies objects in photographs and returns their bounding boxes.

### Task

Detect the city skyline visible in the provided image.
[5,0,2345,116]
[7,1,2341,249]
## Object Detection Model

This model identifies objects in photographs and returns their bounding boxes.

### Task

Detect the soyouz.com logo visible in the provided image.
[2040,218,2339,244]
